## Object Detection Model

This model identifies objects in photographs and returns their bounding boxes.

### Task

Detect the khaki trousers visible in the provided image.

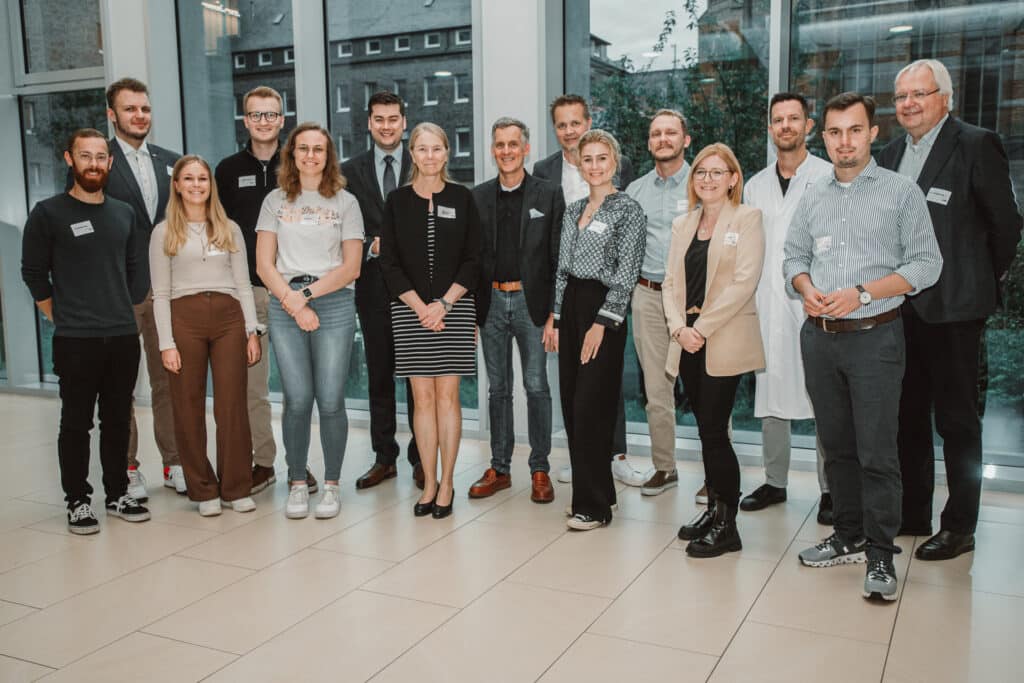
[630,283,678,472]
[127,293,179,467]
[248,287,277,467]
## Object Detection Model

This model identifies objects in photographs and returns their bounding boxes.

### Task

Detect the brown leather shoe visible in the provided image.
[305,468,318,494]
[250,465,277,494]
[412,463,425,490]
[355,463,397,490]
[531,471,554,503]
[469,468,511,498]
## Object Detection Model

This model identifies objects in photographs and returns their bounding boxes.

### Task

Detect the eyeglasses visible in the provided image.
[893,88,940,104]
[693,168,729,181]
[246,111,281,123]
[296,145,327,157]
[74,152,109,164]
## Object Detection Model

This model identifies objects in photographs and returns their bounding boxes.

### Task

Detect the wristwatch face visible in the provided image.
[302,287,313,300]
[859,291,871,305]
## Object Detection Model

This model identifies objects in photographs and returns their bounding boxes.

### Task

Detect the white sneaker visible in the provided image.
[198,498,222,517]
[126,469,148,502]
[557,465,572,483]
[286,483,310,519]
[611,454,650,487]
[164,465,187,494]
[565,503,618,517]
[227,496,256,513]
[314,484,341,519]
[567,513,606,531]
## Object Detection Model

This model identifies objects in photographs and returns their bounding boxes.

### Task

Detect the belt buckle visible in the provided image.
[822,317,835,334]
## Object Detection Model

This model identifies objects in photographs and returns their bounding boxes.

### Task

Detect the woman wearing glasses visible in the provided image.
[151,155,262,516]
[256,123,365,520]
[379,122,480,519]
[664,143,765,557]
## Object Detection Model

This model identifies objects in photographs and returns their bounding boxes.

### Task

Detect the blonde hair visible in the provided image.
[688,143,744,209]
[408,122,453,185]
[164,155,237,256]
[577,129,621,173]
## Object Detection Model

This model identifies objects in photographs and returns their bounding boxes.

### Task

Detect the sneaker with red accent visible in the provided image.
[164,465,187,494]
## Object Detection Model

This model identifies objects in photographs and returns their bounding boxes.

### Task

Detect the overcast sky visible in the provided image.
[590,0,708,71]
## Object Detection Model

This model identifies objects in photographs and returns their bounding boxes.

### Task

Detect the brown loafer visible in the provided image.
[412,463,425,490]
[469,468,511,498]
[531,471,554,504]
[356,463,397,490]
[250,465,277,494]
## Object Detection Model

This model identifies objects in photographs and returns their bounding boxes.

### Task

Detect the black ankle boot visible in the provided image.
[678,497,717,541]
[686,498,741,558]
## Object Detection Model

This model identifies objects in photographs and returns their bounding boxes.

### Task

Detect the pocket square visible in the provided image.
[529,208,544,218]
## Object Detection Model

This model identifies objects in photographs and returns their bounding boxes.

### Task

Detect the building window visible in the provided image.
[364,82,377,110]
[423,77,439,106]
[336,83,350,113]
[233,54,246,69]
[454,74,470,104]
[454,28,471,45]
[258,51,272,66]
[337,136,348,161]
[23,101,35,134]
[338,42,352,57]
[395,35,411,51]
[425,32,441,48]
[392,79,405,99]
[284,48,294,64]
[29,163,42,186]
[233,95,244,121]
[366,39,381,55]
[455,127,471,157]
[282,91,296,117]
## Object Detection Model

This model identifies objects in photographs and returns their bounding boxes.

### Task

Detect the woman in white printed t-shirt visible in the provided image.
[256,122,365,521]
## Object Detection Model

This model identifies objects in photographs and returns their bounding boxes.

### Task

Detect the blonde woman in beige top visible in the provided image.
[150,155,262,517]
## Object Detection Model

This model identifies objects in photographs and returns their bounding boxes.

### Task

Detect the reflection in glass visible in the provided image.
[19,0,103,72]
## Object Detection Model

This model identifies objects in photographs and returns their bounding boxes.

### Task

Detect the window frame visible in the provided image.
[454,74,469,104]
[424,32,441,49]
[366,39,382,55]
[336,84,350,113]
[338,41,353,58]
[423,77,439,106]
[233,54,246,69]
[258,50,272,66]
[455,127,471,157]
[454,28,471,46]
[395,35,411,52]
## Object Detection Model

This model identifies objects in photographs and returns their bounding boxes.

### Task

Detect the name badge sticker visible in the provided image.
[926,187,952,206]
[207,246,226,256]
[167,165,174,177]
[588,220,608,234]
[814,235,833,254]
[70,220,95,237]
[238,175,257,188]
[437,206,456,219]
[529,208,545,219]
[300,214,318,226]
[676,199,689,213]
[723,231,739,246]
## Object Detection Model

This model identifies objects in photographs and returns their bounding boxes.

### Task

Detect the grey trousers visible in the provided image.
[762,416,828,492]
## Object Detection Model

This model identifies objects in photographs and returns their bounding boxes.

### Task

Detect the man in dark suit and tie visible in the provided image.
[102,77,182,501]
[878,59,1022,560]
[468,117,564,503]
[342,91,423,490]
[533,94,644,489]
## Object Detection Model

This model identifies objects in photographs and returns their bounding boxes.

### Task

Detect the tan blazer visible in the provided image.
[663,202,766,378]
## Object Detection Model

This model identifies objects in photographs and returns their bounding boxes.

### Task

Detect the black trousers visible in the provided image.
[53,334,140,507]
[559,278,626,521]
[897,304,985,534]
[355,258,420,467]
[676,315,742,507]
[801,318,904,554]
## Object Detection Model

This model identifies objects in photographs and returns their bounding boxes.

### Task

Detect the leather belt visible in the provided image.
[289,275,318,285]
[492,280,523,292]
[810,307,899,333]
[637,277,662,291]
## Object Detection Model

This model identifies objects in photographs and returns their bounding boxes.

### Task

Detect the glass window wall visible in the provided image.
[19,0,103,73]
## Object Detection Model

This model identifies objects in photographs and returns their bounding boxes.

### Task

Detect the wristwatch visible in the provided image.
[439,297,453,313]
[301,287,314,301]
[855,284,871,306]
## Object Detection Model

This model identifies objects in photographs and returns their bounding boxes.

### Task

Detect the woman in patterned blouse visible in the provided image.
[553,129,646,531]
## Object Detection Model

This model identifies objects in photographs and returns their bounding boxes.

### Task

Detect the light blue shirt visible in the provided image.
[625,161,690,281]
[373,142,404,200]
[896,114,948,181]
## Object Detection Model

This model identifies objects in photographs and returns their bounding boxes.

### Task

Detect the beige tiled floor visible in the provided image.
[1,394,1023,682]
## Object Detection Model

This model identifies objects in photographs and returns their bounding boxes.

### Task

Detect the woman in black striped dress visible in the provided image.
[379,122,481,519]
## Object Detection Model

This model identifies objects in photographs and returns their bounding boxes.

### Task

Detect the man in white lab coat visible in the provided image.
[741,92,832,524]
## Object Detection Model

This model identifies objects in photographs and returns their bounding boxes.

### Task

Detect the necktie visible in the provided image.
[382,154,396,198]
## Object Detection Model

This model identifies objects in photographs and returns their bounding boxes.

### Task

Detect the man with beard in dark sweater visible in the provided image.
[22,128,152,535]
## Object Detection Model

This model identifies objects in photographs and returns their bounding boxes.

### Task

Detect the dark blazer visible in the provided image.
[878,117,1022,323]
[379,183,482,302]
[472,172,565,326]
[342,146,413,260]
[533,149,635,191]
[66,138,180,301]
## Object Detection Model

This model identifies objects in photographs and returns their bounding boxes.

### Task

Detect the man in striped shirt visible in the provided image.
[783,92,942,602]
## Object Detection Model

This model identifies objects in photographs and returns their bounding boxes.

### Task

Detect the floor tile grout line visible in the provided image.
[578,630,724,659]
[0,651,56,671]
[743,618,896,648]
[879,536,921,683]
[702,502,818,682]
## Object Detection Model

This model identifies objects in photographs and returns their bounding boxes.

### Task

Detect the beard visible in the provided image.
[74,167,109,193]
[114,118,149,143]
[773,135,803,153]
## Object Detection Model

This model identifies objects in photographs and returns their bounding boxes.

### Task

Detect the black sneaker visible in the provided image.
[863,556,898,601]
[105,495,152,523]
[67,502,99,535]
[798,533,867,567]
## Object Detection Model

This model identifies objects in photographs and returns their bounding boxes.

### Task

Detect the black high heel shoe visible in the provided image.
[432,488,455,519]
[414,491,437,517]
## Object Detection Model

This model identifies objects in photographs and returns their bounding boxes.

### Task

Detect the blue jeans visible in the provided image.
[481,290,551,474]
[269,284,356,482]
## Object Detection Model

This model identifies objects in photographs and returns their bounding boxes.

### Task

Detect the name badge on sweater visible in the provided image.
[437,206,456,219]
[238,175,257,188]
[723,231,739,246]
[70,220,94,237]
[926,187,951,205]
[588,220,608,234]
[529,208,545,219]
